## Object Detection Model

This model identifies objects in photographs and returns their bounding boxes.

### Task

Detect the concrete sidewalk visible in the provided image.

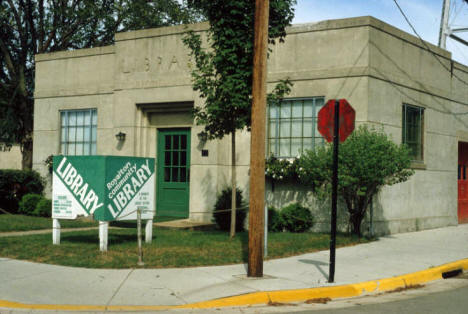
[0,224,467,311]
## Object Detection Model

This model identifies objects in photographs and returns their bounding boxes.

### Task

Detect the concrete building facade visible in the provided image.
[33,16,468,235]
[0,144,22,169]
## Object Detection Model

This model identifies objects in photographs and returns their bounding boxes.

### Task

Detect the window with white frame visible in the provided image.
[268,97,325,158]
[60,109,97,155]
[402,104,424,162]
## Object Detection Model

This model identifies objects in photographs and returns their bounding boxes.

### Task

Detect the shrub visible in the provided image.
[34,198,52,217]
[267,206,283,232]
[279,203,314,233]
[18,194,43,216]
[0,170,45,213]
[298,125,414,236]
[213,187,246,232]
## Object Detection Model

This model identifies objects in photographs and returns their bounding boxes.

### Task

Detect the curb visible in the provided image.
[1,258,467,311]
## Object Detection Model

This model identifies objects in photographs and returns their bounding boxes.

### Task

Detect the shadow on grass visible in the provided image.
[110,216,180,229]
[62,232,137,245]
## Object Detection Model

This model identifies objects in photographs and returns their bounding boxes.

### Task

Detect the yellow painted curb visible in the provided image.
[1,258,467,311]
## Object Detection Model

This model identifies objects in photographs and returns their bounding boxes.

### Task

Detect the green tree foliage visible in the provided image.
[183,0,295,139]
[298,125,415,236]
[0,0,200,169]
[183,0,295,237]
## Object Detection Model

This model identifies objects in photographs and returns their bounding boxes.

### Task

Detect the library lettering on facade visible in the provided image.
[33,16,468,235]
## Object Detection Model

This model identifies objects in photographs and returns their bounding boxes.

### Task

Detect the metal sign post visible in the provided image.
[137,208,144,266]
[317,99,355,283]
[329,100,340,283]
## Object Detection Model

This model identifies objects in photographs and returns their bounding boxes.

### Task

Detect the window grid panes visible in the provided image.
[268,97,325,158]
[60,109,97,155]
[163,134,188,183]
[402,104,424,161]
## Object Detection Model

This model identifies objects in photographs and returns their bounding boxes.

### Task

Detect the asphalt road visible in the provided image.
[1,276,468,313]
[285,275,468,314]
[297,283,468,314]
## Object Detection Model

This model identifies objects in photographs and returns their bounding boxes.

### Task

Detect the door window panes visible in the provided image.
[163,134,189,183]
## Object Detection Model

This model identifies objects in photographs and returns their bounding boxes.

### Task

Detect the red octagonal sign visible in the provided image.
[318,99,355,143]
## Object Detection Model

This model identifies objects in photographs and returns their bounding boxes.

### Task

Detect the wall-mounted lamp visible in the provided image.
[197,132,208,143]
[115,132,126,142]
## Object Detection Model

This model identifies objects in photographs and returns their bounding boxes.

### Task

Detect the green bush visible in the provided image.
[267,206,283,232]
[34,198,52,217]
[279,203,314,233]
[0,170,45,213]
[298,125,414,236]
[18,193,43,216]
[212,187,246,232]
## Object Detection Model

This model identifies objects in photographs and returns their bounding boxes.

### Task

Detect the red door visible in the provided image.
[458,142,468,223]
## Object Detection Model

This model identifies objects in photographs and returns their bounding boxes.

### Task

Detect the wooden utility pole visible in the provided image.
[248,0,269,277]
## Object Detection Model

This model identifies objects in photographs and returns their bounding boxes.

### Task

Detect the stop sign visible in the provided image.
[318,99,355,143]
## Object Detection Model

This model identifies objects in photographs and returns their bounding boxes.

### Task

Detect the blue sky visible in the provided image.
[292,0,468,65]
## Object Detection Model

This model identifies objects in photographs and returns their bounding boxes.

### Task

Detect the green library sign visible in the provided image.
[52,155,155,221]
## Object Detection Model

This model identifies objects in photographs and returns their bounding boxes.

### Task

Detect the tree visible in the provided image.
[298,125,415,236]
[183,0,295,238]
[0,0,200,169]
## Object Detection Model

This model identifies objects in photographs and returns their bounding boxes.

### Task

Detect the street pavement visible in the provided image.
[0,224,467,310]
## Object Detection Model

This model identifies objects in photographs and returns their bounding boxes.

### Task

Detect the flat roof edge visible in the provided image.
[115,22,210,42]
[287,16,451,59]
[35,45,115,62]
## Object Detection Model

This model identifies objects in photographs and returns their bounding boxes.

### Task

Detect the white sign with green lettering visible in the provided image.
[53,155,155,221]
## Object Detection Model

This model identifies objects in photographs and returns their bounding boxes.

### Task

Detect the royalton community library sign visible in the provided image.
[52,155,155,251]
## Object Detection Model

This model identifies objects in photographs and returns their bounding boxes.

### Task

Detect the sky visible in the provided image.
[292,0,468,65]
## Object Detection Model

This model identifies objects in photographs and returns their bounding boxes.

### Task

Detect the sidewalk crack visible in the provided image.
[105,268,134,308]
[166,287,188,304]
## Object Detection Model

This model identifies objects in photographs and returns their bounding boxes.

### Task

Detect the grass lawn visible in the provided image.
[0,228,372,268]
[0,214,97,232]
[0,214,179,232]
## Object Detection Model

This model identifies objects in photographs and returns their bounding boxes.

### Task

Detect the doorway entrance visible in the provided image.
[458,142,468,223]
[156,129,191,218]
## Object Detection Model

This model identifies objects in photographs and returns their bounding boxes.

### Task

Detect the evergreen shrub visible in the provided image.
[0,170,44,213]
[18,193,43,216]
[279,203,314,233]
[213,187,246,232]
[34,198,52,217]
[267,206,283,232]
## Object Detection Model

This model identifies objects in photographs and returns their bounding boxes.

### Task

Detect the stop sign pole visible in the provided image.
[317,99,355,283]
[329,100,340,283]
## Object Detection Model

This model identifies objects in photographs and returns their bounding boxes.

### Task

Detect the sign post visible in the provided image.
[318,99,355,283]
[52,155,155,251]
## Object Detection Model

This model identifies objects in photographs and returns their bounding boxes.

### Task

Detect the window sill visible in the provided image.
[410,162,426,170]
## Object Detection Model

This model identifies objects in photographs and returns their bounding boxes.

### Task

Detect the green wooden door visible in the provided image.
[157,129,191,218]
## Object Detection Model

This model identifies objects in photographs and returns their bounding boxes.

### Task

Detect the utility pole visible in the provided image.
[439,0,468,49]
[248,0,269,278]
[439,0,451,49]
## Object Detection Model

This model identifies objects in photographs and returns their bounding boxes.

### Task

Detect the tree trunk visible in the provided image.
[21,138,33,170]
[230,130,237,238]
[350,211,364,237]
